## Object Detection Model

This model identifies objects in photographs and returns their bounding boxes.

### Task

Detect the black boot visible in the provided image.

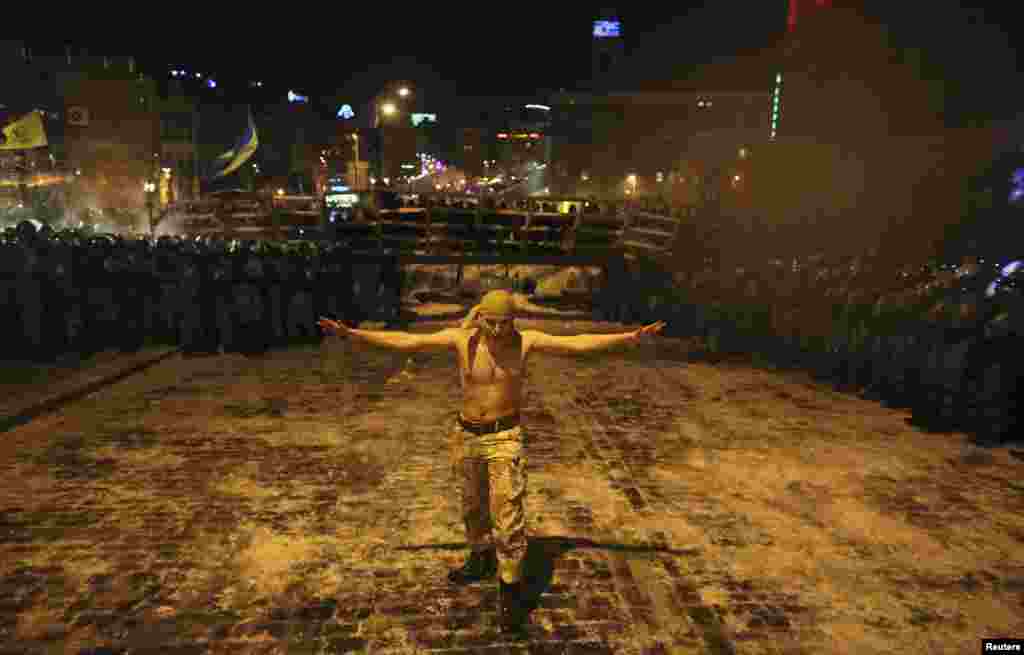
[447,549,497,585]
[499,579,529,637]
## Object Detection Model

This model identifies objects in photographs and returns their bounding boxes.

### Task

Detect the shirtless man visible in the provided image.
[318,290,665,635]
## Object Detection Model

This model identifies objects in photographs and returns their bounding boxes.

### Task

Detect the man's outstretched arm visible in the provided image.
[525,321,666,355]
[318,318,458,352]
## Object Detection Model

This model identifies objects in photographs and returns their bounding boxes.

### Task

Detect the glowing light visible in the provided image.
[288,91,309,103]
[380,103,397,116]
[337,104,355,119]
[593,20,621,38]
[525,104,551,111]
[398,87,411,97]
[1002,260,1022,277]
[277,189,285,196]
[196,73,201,79]
[1011,168,1024,203]
[411,113,437,127]
[627,174,637,184]
[207,79,216,89]
[734,175,742,182]
[739,147,748,159]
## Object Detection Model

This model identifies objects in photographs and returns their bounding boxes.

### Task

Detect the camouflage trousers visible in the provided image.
[449,417,528,584]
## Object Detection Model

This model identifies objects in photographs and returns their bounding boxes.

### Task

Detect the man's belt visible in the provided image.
[458,413,521,435]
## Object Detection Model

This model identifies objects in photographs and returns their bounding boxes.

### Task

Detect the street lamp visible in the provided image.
[144,181,157,237]
[351,133,361,190]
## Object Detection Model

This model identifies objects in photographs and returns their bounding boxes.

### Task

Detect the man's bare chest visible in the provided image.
[459,333,526,384]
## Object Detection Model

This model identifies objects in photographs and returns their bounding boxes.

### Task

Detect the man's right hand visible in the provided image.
[318,317,353,337]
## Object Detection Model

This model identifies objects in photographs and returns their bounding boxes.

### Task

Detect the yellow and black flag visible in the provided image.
[208,109,258,179]
[0,111,48,151]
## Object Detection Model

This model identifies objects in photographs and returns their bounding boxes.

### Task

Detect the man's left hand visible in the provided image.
[631,321,667,341]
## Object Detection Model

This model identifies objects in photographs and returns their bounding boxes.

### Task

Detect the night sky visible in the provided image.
[32,4,787,102]
[26,2,1023,119]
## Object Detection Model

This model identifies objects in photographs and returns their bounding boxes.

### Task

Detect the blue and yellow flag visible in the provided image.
[0,111,48,151]
[210,110,258,179]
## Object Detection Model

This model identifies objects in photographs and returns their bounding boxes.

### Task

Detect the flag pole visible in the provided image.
[193,104,201,201]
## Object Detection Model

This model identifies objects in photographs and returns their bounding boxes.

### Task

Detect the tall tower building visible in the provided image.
[771,0,834,141]
[591,9,624,90]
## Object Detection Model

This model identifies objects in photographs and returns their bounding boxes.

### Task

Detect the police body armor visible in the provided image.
[0,241,26,359]
[265,253,287,347]
[40,241,75,360]
[236,253,268,354]
[154,246,181,345]
[179,249,205,354]
[210,252,234,354]
[117,247,146,353]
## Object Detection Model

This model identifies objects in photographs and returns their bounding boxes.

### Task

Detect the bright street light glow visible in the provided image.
[381,103,397,116]
[398,87,410,97]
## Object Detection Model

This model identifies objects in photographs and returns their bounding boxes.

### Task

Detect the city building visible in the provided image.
[744,0,1006,258]
[547,85,769,202]
[57,55,159,223]
[591,9,626,91]
[370,81,421,183]
[454,127,486,179]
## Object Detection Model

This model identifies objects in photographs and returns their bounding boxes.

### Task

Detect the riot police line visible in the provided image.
[595,252,1022,445]
[0,221,404,362]
[2,218,1020,444]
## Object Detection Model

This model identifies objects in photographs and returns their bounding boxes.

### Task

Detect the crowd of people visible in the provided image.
[599,251,1022,444]
[2,218,1020,444]
[0,221,404,362]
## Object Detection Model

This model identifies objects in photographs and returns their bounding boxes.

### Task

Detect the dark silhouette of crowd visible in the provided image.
[2,215,1020,445]
[0,221,403,362]
[597,250,1022,445]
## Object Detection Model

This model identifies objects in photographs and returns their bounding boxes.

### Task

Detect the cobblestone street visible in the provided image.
[1,318,1023,654]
